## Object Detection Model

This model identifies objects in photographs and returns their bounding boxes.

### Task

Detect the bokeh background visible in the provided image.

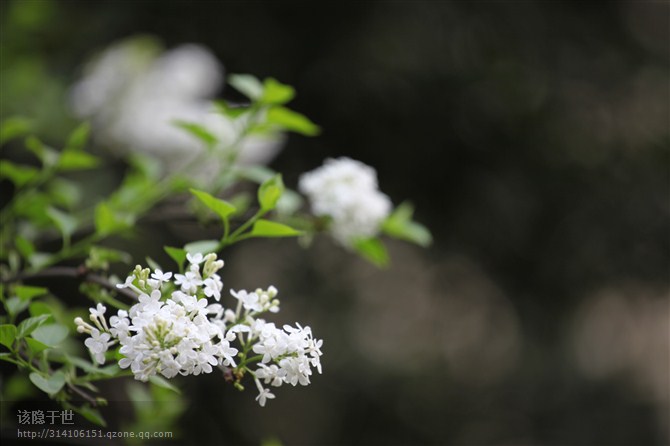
[1,1,669,445]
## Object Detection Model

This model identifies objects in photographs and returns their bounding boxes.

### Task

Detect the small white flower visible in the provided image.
[186,252,204,265]
[255,384,275,407]
[151,269,173,282]
[203,275,223,301]
[84,330,112,365]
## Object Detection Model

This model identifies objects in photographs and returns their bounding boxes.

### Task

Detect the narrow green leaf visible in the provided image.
[381,202,432,247]
[183,240,219,255]
[149,375,181,394]
[0,160,38,187]
[15,285,48,301]
[190,189,237,221]
[0,324,17,349]
[66,122,90,151]
[250,219,302,238]
[31,324,68,346]
[257,174,284,211]
[25,136,59,167]
[261,78,295,105]
[173,121,218,149]
[16,314,50,338]
[353,238,390,268]
[57,150,100,170]
[266,107,320,136]
[228,74,264,100]
[29,371,65,395]
[164,246,187,270]
[0,117,31,145]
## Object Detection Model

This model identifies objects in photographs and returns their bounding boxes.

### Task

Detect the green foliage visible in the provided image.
[267,107,320,136]
[250,219,302,238]
[258,174,285,211]
[29,371,65,395]
[0,325,17,349]
[261,78,295,105]
[174,121,218,150]
[228,73,264,100]
[382,202,432,247]
[353,238,390,268]
[191,188,237,220]
[0,117,31,144]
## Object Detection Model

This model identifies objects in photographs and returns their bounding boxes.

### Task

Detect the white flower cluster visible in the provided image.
[70,36,282,177]
[75,252,323,406]
[299,157,392,246]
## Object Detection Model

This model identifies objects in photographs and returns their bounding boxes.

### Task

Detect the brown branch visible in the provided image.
[1,266,138,301]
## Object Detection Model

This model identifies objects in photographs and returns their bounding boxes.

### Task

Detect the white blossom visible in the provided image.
[74,252,322,407]
[299,157,392,246]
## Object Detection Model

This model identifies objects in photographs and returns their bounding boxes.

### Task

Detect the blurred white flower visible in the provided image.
[299,157,392,246]
[70,36,283,177]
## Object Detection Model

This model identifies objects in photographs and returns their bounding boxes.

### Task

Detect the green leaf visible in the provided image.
[24,136,59,167]
[24,337,49,354]
[261,78,295,105]
[257,174,284,211]
[94,202,131,235]
[48,177,82,209]
[228,74,264,100]
[266,107,320,136]
[15,285,48,301]
[164,246,186,270]
[57,150,100,170]
[29,301,53,318]
[65,122,90,151]
[6,296,30,316]
[214,100,247,119]
[47,207,78,246]
[173,121,218,149]
[0,160,38,187]
[0,117,31,145]
[190,189,237,221]
[183,240,219,255]
[31,324,68,346]
[77,404,106,427]
[353,238,390,268]
[0,324,17,349]
[149,375,181,394]
[16,314,50,338]
[15,236,35,259]
[381,202,432,247]
[250,219,302,238]
[29,371,65,395]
